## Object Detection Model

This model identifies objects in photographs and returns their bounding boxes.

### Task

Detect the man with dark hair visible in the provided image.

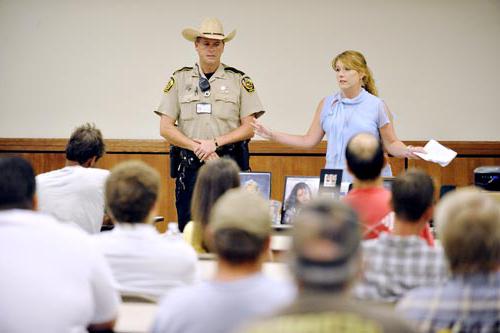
[354,169,448,303]
[398,188,500,332]
[243,198,417,333]
[0,157,119,332]
[344,133,434,244]
[152,189,295,333]
[94,160,197,300]
[36,123,109,233]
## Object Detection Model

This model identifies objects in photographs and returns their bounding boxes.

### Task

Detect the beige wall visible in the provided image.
[1,0,499,140]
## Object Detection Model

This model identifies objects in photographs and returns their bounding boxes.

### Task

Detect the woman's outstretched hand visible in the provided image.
[405,145,426,159]
[251,119,273,140]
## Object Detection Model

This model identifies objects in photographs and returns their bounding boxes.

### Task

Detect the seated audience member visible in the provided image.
[354,169,448,303]
[0,157,119,333]
[36,123,109,234]
[243,198,418,333]
[152,189,295,333]
[94,160,197,300]
[183,158,241,253]
[344,132,434,245]
[397,188,500,332]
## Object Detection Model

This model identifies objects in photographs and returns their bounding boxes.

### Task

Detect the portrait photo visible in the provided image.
[319,169,343,196]
[239,172,271,200]
[282,176,320,224]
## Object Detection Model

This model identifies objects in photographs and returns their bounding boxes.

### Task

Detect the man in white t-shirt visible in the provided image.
[94,160,197,300]
[0,156,119,333]
[152,189,296,333]
[36,123,109,234]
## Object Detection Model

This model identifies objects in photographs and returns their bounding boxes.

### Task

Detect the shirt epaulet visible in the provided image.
[223,66,246,76]
[173,66,193,75]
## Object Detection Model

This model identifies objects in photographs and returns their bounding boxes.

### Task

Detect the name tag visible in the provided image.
[196,103,212,114]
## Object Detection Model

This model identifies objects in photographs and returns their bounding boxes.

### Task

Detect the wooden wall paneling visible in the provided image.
[0,152,67,174]
[2,139,500,232]
[388,157,405,176]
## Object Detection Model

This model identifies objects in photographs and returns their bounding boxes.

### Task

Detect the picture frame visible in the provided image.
[239,172,271,200]
[281,176,320,224]
[319,169,343,196]
[382,176,396,191]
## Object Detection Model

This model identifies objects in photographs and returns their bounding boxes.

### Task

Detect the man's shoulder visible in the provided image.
[244,303,417,333]
[223,65,246,76]
[172,66,194,76]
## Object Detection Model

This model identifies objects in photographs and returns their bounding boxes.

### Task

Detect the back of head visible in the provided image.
[0,157,36,210]
[209,188,271,264]
[290,197,361,291]
[332,50,378,96]
[106,160,160,223]
[392,169,434,222]
[65,123,105,165]
[191,158,240,227]
[345,133,384,181]
[435,187,500,274]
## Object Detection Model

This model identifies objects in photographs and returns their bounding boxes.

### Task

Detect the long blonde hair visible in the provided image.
[332,50,378,96]
[190,158,241,251]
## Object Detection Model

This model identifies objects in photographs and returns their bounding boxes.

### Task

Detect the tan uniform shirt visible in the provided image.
[156,63,264,140]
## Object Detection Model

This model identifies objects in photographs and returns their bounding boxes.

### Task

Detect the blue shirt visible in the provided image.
[397,272,500,333]
[320,89,392,183]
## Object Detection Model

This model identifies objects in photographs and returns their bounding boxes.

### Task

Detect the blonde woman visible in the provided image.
[183,158,240,253]
[253,50,424,183]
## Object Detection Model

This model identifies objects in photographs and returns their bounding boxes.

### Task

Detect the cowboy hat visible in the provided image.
[182,18,236,43]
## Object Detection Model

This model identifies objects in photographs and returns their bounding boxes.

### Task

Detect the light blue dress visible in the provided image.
[320,88,392,183]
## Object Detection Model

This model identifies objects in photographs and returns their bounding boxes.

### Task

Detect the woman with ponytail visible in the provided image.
[253,50,424,183]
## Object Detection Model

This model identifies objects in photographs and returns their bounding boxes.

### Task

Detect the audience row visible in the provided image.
[0,124,499,333]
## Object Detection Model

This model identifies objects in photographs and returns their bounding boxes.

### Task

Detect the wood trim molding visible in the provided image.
[1,138,499,155]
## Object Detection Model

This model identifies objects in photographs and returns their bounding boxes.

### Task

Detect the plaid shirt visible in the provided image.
[354,233,448,303]
[397,272,500,333]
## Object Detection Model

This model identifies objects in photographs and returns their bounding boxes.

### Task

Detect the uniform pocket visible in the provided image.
[214,93,239,120]
[179,94,200,120]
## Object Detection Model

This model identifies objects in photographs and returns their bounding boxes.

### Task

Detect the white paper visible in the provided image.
[414,139,457,167]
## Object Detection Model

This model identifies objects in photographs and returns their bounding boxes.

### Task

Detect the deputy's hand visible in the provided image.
[251,119,273,140]
[205,152,220,161]
[193,139,216,161]
[405,145,426,159]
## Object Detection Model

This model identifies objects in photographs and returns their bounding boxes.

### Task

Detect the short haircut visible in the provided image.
[345,133,384,181]
[213,228,267,264]
[0,156,36,210]
[391,169,435,222]
[435,187,500,274]
[65,123,105,165]
[290,198,361,291]
[105,160,160,223]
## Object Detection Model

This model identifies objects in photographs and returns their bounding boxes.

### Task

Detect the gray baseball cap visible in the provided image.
[210,188,272,238]
[290,198,361,288]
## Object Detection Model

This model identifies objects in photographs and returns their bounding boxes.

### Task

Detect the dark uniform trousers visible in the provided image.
[171,141,250,232]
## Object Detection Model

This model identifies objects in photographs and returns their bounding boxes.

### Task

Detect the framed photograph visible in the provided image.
[239,172,271,200]
[319,169,343,195]
[382,177,395,191]
[281,176,320,224]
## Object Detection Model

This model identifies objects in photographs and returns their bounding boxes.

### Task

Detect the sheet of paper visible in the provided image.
[414,139,457,167]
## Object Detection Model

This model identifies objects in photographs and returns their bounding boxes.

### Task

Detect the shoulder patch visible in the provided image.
[241,76,255,93]
[163,77,175,93]
[172,66,193,75]
[224,66,246,76]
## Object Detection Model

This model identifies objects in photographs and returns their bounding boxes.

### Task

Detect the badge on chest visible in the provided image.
[196,103,212,114]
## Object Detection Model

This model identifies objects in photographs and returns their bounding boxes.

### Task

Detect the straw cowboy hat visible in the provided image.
[182,18,236,43]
